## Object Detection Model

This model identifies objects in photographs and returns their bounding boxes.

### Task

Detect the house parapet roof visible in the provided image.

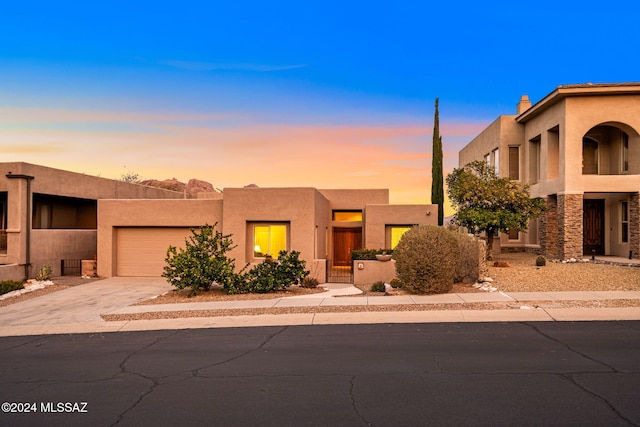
[516,82,640,123]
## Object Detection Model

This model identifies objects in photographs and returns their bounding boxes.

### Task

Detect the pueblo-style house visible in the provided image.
[1,162,435,282]
[460,83,640,260]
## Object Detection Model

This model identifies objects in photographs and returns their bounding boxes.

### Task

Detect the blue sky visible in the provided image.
[1,1,639,205]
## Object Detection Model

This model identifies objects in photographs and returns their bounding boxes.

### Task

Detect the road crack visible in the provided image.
[349,375,372,426]
[524,322,639,426]
[111,330,182,426]
[192,326,289,378]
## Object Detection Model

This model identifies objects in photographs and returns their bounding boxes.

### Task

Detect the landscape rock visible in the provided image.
[141,178,218,198]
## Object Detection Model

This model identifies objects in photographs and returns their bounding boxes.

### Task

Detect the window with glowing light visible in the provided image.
[389,226,412,249]
[332,211,363,222]
[253,224,288,258]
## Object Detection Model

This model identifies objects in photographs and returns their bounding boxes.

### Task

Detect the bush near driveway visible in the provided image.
[163,224,241,295]
[0,280,24,296]
[163,224,310,295]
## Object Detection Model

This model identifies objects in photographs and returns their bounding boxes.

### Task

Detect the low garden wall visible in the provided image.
[353,259,397,287]
[0,264,25,282]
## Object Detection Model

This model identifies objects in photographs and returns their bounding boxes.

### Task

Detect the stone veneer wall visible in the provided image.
[540,196,559,258]
[558,194,584,259]
[630,193,640,259]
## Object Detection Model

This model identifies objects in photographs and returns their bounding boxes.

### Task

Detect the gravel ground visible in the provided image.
[487,253,640,292]
[101,299,640,322]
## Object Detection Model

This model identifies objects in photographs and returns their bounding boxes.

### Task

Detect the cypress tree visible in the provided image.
[431,98,444,225]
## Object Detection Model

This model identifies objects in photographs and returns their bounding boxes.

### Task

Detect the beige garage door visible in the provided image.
[116,227,192,276]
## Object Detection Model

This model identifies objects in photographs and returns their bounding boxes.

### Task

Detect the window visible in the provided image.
[389,226,412,249]
[0,194,6,230]
[507,228,519,240]
[529,136,541,184]
[253,224,288,258]
[32,194,97,229]
[547,127,560,180]
[622,133,629,172]
[582,138,599,174]
[621,201,629,243]
[0,194,6,254]
[492,148,500,173]
[484,153,490,165]
[332,210,363,222]
[508,147,520,180]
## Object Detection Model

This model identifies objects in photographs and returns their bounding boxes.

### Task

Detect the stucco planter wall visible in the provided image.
[353,259,397,287]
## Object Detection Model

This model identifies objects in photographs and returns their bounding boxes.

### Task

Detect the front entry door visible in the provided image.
[583,199,605,255]
[333,228,363,266]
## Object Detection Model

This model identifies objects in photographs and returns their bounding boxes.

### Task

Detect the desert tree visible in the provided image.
[446,160,546,259]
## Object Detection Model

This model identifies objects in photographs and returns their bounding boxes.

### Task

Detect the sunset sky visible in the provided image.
[2,1,638,207]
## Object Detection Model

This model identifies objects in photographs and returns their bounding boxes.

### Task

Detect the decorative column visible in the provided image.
[558,192,583,259]
[630,192,640,259]
[539,196,558,258]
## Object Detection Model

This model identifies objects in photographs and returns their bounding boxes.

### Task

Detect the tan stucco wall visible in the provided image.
[0,162,185,201]
[222,188,321,267]
[319,189,389,208]
[364,204,437,249]
[353,260,397,287]
[562,96,640,194]
[97,199,223,277]
[31,230,97,276]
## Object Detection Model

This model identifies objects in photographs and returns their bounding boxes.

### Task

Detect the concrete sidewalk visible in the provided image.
[0,277,639,337]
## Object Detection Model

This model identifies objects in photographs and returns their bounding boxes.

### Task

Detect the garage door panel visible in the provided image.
[116,228,191,276]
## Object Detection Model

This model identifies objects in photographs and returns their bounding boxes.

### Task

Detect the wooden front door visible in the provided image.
[333,228,363,266]
[583,199,605,255]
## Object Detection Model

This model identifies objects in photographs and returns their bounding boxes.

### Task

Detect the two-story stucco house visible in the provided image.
[459,83,640,260]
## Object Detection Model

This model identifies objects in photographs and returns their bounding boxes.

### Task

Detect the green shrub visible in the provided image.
[241,250,310,294]
[301,277,320,288]
[536,255,547,266]
[35,264,53,281]
[351,248,394,260]
[163,225,310,295]
[370,281,386,292]
[389,278,403,288]
[163,224,243,295]
[0,280,24,296]
[453,233,484,283]
[393,225,460,294]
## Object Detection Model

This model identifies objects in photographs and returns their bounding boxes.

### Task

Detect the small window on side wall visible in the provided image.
[507,228,519,241]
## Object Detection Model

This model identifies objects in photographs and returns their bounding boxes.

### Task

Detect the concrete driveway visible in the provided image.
[0,277,172,326]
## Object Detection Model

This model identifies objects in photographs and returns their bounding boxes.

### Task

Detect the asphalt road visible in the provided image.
[1,321,639,427]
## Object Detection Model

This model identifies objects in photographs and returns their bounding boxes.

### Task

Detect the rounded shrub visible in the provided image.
[370,281,386,292]
[393,225,460,294]
[389,278,403,289]
[535,255,547,266]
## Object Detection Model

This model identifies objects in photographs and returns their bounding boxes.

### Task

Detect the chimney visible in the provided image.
[517,95,531,114]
